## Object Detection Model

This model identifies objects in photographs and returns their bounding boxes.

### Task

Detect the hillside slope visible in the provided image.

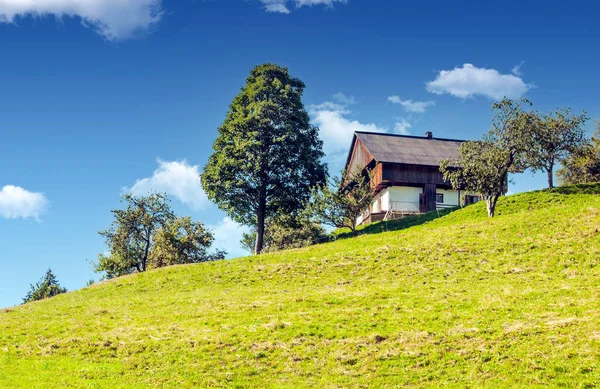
[1,186,600,388]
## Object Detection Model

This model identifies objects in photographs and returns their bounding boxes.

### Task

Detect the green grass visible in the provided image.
[335,207,458,239]
[2,185,600,388]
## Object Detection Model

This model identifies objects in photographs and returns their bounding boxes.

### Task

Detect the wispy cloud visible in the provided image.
[426,63,531,100]
[0,0,161,40]
[309,97,386,157]
[261,0,347,13]
[333,92,356,105]
[388,96,435,113]
[511,61,525,77]
[394,120,412,135]
[126,160,207,211]
[310,93,414,171]
[0,185,48,220]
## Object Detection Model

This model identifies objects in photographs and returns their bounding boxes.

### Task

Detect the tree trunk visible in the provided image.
[486,194,500,217]
[254,187,267,255]
[547,169,554,189]
[141,238,151,272]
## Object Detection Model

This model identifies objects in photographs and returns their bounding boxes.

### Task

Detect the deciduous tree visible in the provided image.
[149,216,225,268]
[558,125,600,185]
[96,193,223,279]
[440,98,534,217]
[201,63,327,254]
[526,108,588,188]
[305,168,373,234]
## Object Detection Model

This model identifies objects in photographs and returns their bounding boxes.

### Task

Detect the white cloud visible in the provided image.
[0,185,48,220]
[261,0,291,13]
[309,98,386,157]
[126,160,207,211]
[333,92,356,105]
[426,63,531,100]
[511,61,525,77]
[388,96,435,113]
[261,0,347,13]
[210,217,251,258]
[0,0,161,40]
[394,120,412,135]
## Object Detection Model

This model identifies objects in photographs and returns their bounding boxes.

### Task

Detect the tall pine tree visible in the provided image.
[201,64,327,254]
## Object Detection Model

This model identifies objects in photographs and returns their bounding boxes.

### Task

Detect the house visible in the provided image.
[344,131,481,225]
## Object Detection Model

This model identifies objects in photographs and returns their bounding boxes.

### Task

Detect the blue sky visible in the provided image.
[1,0,599,307]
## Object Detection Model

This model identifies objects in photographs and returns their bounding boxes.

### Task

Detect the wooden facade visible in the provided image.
[345,131,469,219]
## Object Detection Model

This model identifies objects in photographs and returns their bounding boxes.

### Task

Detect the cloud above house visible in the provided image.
[388,96,435,113]
[126,160,208,211]
[309,97,386,157]
[0,185,48,220]
[261,0,347,14]
[394,120,412,135]
[209,217,251,258]
[0,0,161,40]
[426,63,531,100]
[310,92,415,172]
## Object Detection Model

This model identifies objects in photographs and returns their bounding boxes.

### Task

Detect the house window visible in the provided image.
[436,193,444,203]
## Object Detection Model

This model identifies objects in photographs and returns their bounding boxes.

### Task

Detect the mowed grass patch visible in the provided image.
[1,186,600,388]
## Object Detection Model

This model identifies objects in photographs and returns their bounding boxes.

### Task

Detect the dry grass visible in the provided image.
[1,186,600,388]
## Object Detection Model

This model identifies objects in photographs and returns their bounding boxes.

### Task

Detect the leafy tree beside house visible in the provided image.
[525,108,588,189]
[441,98,534,217]
[201,64,327,254]
[22,268,67,304]
[305,168,373,234]
[558,124,600,185]
[96,193,224,279]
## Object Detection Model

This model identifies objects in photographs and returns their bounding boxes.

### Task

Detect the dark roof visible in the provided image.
[347,131,466,168]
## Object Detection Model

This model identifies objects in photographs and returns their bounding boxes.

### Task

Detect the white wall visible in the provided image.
[381,190,390,211]
[436,188,460,206]
[436,189,481,208]
[383,186,423,213]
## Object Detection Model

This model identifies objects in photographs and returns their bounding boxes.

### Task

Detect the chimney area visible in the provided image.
[425,131,433,139]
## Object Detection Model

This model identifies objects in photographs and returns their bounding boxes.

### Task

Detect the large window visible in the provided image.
[436,193,444,203]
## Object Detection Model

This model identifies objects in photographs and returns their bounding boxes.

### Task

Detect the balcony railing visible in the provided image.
[436,203,459,210]
[388,201,420,213]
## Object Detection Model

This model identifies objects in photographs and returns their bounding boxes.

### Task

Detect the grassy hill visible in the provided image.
[1,185,600,388]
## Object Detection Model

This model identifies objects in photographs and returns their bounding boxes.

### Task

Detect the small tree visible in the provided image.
[201,63,327,255]
[526,108,588,188]
[240,214,328,253]
[96,193,223,279]
[149,216,226,268]
[440,98,533,217]
[22,269,67,304]
[97,193,174,277]
[558,125,600,185]
[305,168,373,234]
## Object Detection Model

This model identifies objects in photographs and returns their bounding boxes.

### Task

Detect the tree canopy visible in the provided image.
[525,108,588,188]
[558,124,600,185]
[305,168,373,233]
[22,268,67,304]
[441,98,534,217]
[96,193,224,279]
[201,63,327,254]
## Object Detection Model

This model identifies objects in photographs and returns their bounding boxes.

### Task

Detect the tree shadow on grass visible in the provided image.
[335,207,460,240]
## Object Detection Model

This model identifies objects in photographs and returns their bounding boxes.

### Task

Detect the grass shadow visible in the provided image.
[335,207,460,240]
